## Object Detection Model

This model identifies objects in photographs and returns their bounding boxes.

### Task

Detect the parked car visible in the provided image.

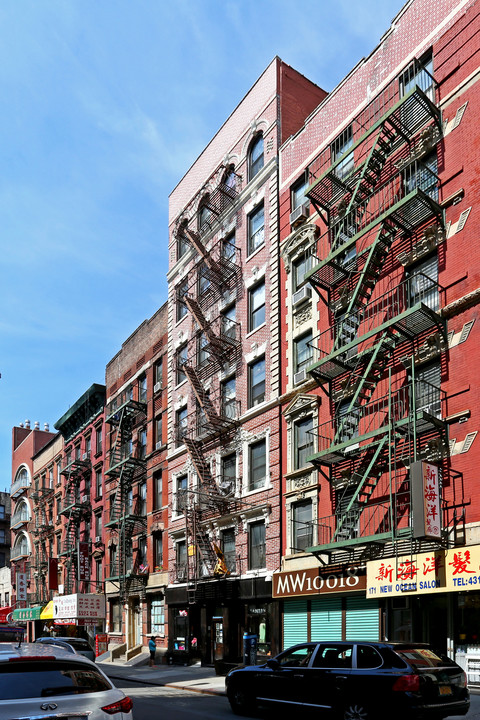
[35,635,96,661]
[0,642,133,719]
[225,641,470,719]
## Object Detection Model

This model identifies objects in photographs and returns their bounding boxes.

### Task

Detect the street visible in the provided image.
[114,678,480,720]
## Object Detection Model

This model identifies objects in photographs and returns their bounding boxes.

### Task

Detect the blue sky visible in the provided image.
[0,0,405,488]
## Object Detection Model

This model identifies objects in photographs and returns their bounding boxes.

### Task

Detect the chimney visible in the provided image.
[34,421,40,430]
[25,420,30,429]
[44,423,49,432]
[19,422,24,428]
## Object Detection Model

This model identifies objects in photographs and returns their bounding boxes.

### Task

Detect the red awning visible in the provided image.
[0,606,14,623]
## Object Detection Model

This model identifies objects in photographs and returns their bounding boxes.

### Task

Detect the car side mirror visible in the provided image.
[266,658,280,670]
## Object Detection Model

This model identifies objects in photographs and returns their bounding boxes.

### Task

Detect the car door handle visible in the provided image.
[336,675,348,683]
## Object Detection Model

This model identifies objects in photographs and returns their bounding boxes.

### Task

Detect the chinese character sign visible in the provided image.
[16,572,27,601]
[412,461,442,540]
[54,594,106,620]
[78,542,90,582]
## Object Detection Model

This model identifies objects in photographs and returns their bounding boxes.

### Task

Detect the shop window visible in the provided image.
[150,597,165,635]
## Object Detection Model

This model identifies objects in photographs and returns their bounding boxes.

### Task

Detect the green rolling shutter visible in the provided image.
[345,596,380,641]
[283,598,308,649]
[310,597,342,641]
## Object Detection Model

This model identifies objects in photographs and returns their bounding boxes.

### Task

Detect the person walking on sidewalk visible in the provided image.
[149,636,157,667]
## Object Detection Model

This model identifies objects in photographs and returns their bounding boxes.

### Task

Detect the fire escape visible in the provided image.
[105,385,147,600]
[174,167,244,602]
[31,484,54,603]
[58,457,91,594]
[303,59,460,562]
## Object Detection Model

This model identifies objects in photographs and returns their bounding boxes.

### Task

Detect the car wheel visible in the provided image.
[228,686,255,716]
[343,702,373,720]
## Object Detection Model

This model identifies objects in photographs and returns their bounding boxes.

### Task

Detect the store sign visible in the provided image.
[16,572,27,601]
[78,542,90,582]
[412,461,442,539]
[273,565,365,598]
[367,545,480,599]
[53,593,106,620]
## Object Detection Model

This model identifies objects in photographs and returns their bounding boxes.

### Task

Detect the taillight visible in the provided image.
[9,655,56,661]
[459,671,468,688]
[101,696,133,714]
[392,674,420,692]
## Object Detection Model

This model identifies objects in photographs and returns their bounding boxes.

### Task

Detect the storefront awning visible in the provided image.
[40,601,54,620]
[12,606,45,621]
[0,605,14,623]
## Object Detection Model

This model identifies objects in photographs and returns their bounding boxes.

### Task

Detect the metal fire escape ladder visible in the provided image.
[182,363,222,428]
[333,436,388,541]
[184,229,222,278]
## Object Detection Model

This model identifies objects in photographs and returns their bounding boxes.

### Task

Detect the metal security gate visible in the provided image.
[283,598,308,649]
[311,597,342,641]
[345,596,380,641]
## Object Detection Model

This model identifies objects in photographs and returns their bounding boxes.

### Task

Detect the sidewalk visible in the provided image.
[98,660,227,696]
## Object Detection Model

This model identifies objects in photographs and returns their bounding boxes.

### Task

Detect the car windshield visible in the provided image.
[395,647,455,668]
[0,661,111,699]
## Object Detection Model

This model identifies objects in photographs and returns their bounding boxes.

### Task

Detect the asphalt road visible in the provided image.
[114,678,480,720]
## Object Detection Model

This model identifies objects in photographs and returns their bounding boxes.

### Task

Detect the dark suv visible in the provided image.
[225,641,470,719]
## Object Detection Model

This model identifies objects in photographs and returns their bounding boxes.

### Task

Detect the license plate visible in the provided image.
[439,685,452,695]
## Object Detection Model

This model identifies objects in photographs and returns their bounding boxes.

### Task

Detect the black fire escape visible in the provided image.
[105,384,148,600]
[174,167,244,602]
[30,484,54,603]
[58,456,92,594]
[303,58,462,562]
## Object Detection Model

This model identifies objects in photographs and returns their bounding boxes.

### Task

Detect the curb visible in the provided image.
[106,672,225,696]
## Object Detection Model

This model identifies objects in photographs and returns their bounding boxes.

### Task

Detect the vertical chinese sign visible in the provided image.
[16,572,27,602]
[412,461,441,540]
[78,542,90,583]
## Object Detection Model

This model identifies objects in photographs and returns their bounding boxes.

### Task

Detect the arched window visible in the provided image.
[198,195,211,232]
[12,532,30,559]
[223,165,237,191]
[249,133,264,181]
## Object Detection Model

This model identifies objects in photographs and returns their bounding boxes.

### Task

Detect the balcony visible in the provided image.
[307,273,445,383]
[307,380,445,467]
[10,510,30,529]
[10,476,31,499]
[105,444,146,480]
[11,544,31,561]
[106,383,147,425]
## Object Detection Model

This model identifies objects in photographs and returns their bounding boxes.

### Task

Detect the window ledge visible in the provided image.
[246,322,266,338]
[246,243,266,262]
[242,482,273,498]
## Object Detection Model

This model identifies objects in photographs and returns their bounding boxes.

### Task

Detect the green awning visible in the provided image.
[12,606,45,621]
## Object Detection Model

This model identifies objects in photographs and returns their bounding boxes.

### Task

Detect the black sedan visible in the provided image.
[225,641,470,719]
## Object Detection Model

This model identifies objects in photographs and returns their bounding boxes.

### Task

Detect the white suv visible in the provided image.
[0,642,133,719]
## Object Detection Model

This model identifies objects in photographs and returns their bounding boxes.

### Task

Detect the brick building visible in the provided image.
[104,303,168,658]
[166,57,326,665]
[276,0,480,676]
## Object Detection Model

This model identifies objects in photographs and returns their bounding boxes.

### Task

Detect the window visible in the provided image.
[220,453,236,495]
[292,252,314,291]
[198,196,211,231]
[154,357,163,388]
[399,51,434,101]
[95,427,102,455]
[294,332,313,374]
[407,254,439,311]
[138,375,147,404]
[0,530,5,544]
[155,415,163,448]
[337,400,360,445]
[154,471,163,510]
[48,467,54,489]
[138,428,147,459]
[248,204,265,255]
[332,125,354,180]
[176,475,188,514]
[415,362,441,419]
[75,445,81,460]
[96,560,102,586]
[176,540,187,579]
[292,500,313,552]
[248,520,266,570]
[249,438,266,491]
[197,332,209,367]
[221,528,236,573]
[150,597,165,635]
[138,536,147,566]
[248,356,266,407]
[95,468,102,498]
[95,513,102,539]
[139,482,147,516]
[176,343,188,385]
[85,436,91,457]
[291,174,308,211]
[403,152,438,202]
[248,281,266,331]
[110,600,122,633]
[294,416,314,469]
[222,377,236,419]
[249,133,264,180]
[198,261,211,296]
[222,231,236,261]
[221,304,236,340]
[154,533,163,569]
[0,505,5,520]
[176,279,188,322]
[56,459,62,483]
[177,221,190,260]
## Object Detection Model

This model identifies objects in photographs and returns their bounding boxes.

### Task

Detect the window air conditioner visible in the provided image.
[292,285,312,307]
[154,382,162,393]
[289,202,310,227]
[155,441,162,451]
[294,369,307,385]
[82,452,89,461]
[81,495,89,503]
[95,536,101,543]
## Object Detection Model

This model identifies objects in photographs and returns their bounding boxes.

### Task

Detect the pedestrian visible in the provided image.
[148,636,156,667]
